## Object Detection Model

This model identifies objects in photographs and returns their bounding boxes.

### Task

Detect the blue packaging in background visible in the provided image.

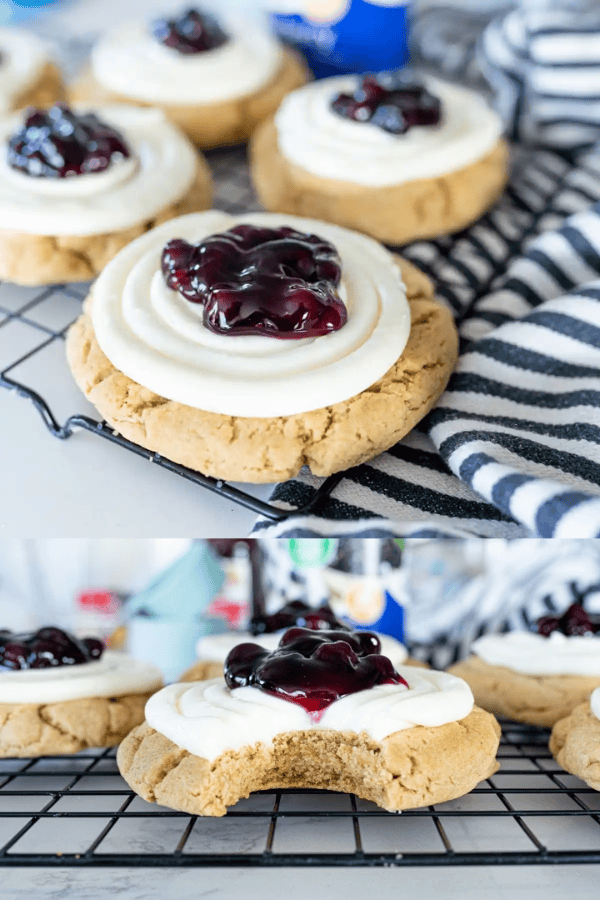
[270,0,411,77]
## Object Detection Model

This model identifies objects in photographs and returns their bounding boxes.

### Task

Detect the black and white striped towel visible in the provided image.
[252,1,600,539]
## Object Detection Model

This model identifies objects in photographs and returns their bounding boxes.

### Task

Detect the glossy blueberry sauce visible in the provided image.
[331,74,441,135]
[161,225,347,339]
[250,600,348,635]
[537,603,600,637]
[0,627,104,670]
[7,104,130,179]
[224,627,407,719]
[152,7,228,55]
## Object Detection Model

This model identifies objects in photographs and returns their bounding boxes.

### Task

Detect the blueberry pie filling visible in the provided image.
[152,7,228,55]
[537,603,600,638]
[331,74,441,135]
[225,627,408,718]
[250,600,347,635]
[161,224,348,339]
[0,627,104,670]
[7,103,131,178]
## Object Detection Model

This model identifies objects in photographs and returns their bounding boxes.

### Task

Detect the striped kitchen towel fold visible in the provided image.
[252,2,600,538]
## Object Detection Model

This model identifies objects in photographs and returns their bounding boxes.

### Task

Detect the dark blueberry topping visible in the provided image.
[224,627,407,715]
[0,627,104,670]
[537,603,600,637]
[152,7,228,55]
[250,600,347,635]
[7,104,131,179]
[331,74,441,135]
[161,225,347,340]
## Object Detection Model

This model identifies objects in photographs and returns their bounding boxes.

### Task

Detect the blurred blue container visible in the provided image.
[3,1,60,25]
[271,0,411,77]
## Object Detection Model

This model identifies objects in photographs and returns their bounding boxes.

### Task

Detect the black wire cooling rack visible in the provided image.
[1,721,599,868]
[0,147,344,522]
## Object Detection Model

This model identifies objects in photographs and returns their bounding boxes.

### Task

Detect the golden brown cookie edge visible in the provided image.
[250,117,509,245]
[69,49,309,148]
[0,156,213,286]
[65,256,458,482]
[0,687,161,758]
[449,655,600,727]
[550,702,600,791]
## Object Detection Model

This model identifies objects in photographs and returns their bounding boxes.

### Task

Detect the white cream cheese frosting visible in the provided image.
[472,631,600,677]
[91,17,283,105]
[0,105,199,236]
[275,75,503,187]
[0,650,162,704]
[91,210,412,418]
[591,687,600,721]
[195,630,408,669]
[145,668,474,760]
[0,27,49,115]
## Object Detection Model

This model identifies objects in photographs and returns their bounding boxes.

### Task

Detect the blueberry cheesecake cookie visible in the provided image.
[70,7,309,148]
[448,603,600,727]
[66,209,458,482]
[251,72,508,244]
[0,627,162,757]
[0,102,212,285]
[118,627,500,816]
[0,27,64,114]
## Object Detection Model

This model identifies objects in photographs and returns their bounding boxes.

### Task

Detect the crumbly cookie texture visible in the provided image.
[448,656,600,728]
[69,50,309,148]
[0,690,160,758]
[0,159,212,286]
[10,61,65,111]
[550,703,600,791]
[250,118,509,245]
[65,257,458,482]
[117,706,500,816]
[180,656,429,683]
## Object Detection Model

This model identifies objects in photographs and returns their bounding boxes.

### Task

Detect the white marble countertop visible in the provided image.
[3,863,600,900]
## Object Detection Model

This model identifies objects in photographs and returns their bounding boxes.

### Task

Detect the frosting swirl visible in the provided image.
[275,75,504,186]
[91,17,283,105]
[472,631,600,677]
[145,668,474,760]
[0,105,199,236]
[0,650,162,704]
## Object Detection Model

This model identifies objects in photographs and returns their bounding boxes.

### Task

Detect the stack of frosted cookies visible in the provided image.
[0,627,162,758]
[118,626,500,816]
